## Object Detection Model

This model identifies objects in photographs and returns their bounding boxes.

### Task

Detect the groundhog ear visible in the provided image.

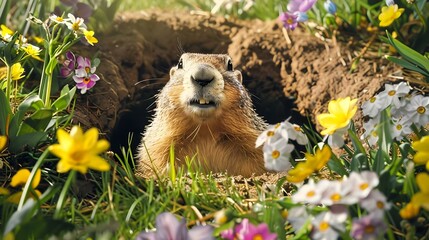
[170,67,177,77]
[235,71,243,84]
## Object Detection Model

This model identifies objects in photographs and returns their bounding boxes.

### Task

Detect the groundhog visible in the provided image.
[136,53,267,177]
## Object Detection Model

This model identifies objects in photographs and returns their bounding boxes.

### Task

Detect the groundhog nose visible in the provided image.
[191,75,214,87]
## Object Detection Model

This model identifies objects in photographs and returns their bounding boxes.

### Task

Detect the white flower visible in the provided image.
[262,138,294,172]
[377,82,410,109]
[360,189,391,214]
[342,171,379,200]
[292,179,326,204]
[255,123,287,148]
[312,211,346,240]
[403,94,429,128]
[287,206,312,233]
[326,127,347,148]
[283,121,309,145]
[391,117,412,141]
[362,117,380,146]
[362,95,385,118]
[65,13,87,34]
[320,180,357,206]
[49,14,66,24]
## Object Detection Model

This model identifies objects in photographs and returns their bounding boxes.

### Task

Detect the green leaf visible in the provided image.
[8,131,48,153]
[0,89,12,135]
[18,108,53,135]
[15,214,75,239]
[386,56,429,77]
[387,31,429,72]
[350,153,369,172]
[51,85,76,112]
[4,199,37,236]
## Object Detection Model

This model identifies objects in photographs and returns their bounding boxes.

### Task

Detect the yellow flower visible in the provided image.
[412,136,429,170]
[317,97,357,135]
[83,30,98,46]
[0,187,10,195]
[49,126,110,174]
[32,36,44,44]
[0,24,13,37]
[7,168,42,204]
[399,202,420,219]
[411,173,429,211]
[378,4,404,27]
[286,145,332,183]
[22,44,43,61]
[10,63,25,81]
[0,135,7,151]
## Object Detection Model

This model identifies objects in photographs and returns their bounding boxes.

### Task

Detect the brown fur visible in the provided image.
[136,53,267,177]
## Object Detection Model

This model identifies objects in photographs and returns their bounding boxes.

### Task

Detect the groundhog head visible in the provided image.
[167,53,245,122]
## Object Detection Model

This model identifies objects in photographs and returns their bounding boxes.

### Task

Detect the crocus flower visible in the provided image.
[378,4,404,27]
[351,213,387,240]
[72,56,100,94]
[136,212,214,240]
[222,218,276,240]
[317,97,358,135]
[412,136,429,170]
[324,0,337,15]
[279,12,299,30]
[48,126,110,174]
[287,0,317,13]
[7,168,42,204]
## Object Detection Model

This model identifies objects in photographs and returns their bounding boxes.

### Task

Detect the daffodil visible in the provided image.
[378,4,404,27]
[317,97,358,135]
[412,136,429,170]
[7,168,42,204]
[10,63,25,81]
[83,30,98,46]
[0,135,7,151]
[49,126,110,174]
[411,173,429,210]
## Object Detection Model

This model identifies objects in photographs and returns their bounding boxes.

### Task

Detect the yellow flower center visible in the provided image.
[71,151,86,163]
[287,18,294,24]
[253,234,263,240]
[272,150,280,159]
[319,221,330,232]
[72,23,80,31]
[330,193,341,202]
[56,16,63,22]
[267,131,275,137]
[417,106,426,114]
[83,77,91,84]
[294,125,302,132]
[370,97,376,103]
[275,123,281,129]
[85,66,91,74]
[359,182,369,190]
[364,225,375,233]
[281,209,288,218]
[396,124,402,130]
[388,90,396,96]
[377,201,385,209]
[306,190,315,197]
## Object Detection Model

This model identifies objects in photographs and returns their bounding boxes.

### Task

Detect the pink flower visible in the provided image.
[60,51,76,77]
[287,0,317,13]
[72,56,99,94]
[221,218,277,240]
[279,12,299,30]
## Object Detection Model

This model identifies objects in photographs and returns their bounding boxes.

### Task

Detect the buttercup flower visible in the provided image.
[22,43,43,61]
[10,63,25,81]
[279,12,299,30]
[317,97,358,135]
[351,213,387,240]
[48,126,110,174]
[410,173,429,211]
[0,135,7,151]
[378,4,404,27]
[7,168,42,204]
[0,24,13,39]
[399,202,420,219]
[83,30,98,46]
[136,212,214,240]
[411,136,429,170]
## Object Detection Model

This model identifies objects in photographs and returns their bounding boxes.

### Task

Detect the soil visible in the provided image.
[72,10,400,159]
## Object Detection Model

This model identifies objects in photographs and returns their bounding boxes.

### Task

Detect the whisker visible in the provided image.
[206,124,216,142]
[135,78,166,86]
[190,123,202,143]
[137,82,166,91]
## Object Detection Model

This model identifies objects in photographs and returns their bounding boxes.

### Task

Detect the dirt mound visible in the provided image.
[72,10,397,153]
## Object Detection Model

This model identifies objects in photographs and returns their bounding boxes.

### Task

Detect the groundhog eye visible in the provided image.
[177,58,183,69]
[227,59,233,71]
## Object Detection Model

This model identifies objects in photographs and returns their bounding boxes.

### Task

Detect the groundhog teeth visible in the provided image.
[199,98,207,105]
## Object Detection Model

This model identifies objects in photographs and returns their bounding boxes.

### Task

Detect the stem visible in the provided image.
[413,3,427,32]
[54,170,76,218]
[18,149,50,210]
[5,63,11,105]
[44,72,53,107]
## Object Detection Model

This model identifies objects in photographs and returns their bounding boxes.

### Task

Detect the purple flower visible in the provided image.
[60,51,76,77]
[351,213,387,240]
[279,12,299,30]
[136,212,214,240]
[324,0,337,15]
[76,56,95,73]
[287,0,317,13]
[72,56,99,94]
[221,218,277,240]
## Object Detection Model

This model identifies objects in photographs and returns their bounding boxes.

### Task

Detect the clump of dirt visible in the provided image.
[72,10,398,153]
